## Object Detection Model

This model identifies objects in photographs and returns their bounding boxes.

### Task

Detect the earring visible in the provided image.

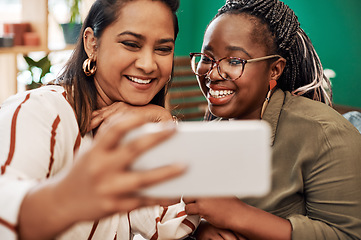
[167,75,172,83]
[83,55,97,76]
[260,79,277,119]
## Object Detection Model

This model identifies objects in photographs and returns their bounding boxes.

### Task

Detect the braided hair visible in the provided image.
[215,0,332,105]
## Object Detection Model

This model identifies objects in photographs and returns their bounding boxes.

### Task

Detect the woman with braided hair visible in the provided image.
[184,0,361,239]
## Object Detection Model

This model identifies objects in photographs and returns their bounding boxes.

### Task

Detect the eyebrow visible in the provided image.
[117,31,175,44]
[204,45,252,58]
[226,46,252,58]
[118,31,144,40]
[158,38,175,44]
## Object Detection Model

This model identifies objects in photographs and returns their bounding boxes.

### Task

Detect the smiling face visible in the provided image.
[90,0,175,107]
[198,13,276,119]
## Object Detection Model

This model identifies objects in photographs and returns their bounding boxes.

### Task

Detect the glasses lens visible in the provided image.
[191,54,212,76]
[218,57,244,81]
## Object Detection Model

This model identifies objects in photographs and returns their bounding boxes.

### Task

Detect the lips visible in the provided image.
[126,76,153,84]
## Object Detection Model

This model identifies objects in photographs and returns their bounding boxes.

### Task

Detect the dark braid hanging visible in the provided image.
[215,0,332,105]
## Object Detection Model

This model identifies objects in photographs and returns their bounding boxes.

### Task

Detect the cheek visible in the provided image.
[159,56,174,79]
[196,76,208,96]
[97,42,131,69]
[97,52,120,75]
[241,67,270,92]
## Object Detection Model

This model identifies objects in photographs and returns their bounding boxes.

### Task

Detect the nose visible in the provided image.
[135,51,157,74]
[207,63,224,81]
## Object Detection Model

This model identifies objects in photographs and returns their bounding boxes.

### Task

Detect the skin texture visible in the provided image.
[184,13,290,240]
[84,1,175,108]
[17,1,183,239]
[195,221,247,240]
[89,102,173,132]
[197,14,285,120]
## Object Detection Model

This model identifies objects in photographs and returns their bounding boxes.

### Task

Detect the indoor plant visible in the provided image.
[22,54,52,90]
[61,0,82,45]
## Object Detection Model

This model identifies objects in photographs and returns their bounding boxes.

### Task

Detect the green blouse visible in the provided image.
[242,89,361,239]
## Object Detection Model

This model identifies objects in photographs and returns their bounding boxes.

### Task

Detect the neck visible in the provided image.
[94,77,113,108]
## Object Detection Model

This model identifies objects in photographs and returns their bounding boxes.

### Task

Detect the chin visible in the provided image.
[129,101,149,106]
[209,107,231,119]
[127,98,152,106]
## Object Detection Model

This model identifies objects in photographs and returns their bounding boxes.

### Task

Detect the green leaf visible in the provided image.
[67,0,81,23]
[22,54,52,84]
[23,55,37,68]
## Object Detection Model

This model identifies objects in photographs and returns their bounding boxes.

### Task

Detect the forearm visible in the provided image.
[90,103,173,131]
[185,197,292,240]
[228,202,291,240]
[18,177,76,240]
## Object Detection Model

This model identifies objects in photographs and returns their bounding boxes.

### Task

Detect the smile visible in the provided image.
[127,76,153,84]
[209,89,234,98]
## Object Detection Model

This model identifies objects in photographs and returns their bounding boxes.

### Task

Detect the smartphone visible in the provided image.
[127,120,271,198]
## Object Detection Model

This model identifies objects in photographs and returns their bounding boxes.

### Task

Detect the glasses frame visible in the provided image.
[189,52,282,81]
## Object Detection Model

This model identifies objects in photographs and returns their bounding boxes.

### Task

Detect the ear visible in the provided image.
[83,27,98,61]
[270,57,286,81]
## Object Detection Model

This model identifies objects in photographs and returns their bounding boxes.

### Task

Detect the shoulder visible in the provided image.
[1,85,73,117]
[1,85,67,108]
[0,86,81,178]
[0,85,79,139]
[282,92,349,127]
[266,89,359,143]
[272,91,361,180]
[280,91,361,145]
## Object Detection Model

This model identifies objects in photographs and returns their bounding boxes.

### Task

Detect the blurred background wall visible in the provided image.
[175,0,361,108]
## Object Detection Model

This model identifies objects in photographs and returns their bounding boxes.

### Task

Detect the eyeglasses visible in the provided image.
[189,53,282,81]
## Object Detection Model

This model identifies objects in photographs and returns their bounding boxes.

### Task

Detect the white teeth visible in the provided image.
[128,76,152,84]
[209,89,234,98]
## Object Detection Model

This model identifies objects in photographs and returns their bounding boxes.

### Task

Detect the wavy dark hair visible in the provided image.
[56,0,180,136]
[214,0,332,105]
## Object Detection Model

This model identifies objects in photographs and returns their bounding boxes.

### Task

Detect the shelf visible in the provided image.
[0,44,76,55]
[0,46,48,54]
[50,44,77,52]
[0,0,92,104]
[0,0,49,103]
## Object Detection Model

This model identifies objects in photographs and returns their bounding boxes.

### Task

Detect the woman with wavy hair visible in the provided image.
[0,0,199,239]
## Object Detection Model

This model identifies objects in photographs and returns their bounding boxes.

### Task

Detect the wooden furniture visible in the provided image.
[0,0,96,104]
[333,105,361,115]
[0,0,49,103]
[166,57,208,121]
